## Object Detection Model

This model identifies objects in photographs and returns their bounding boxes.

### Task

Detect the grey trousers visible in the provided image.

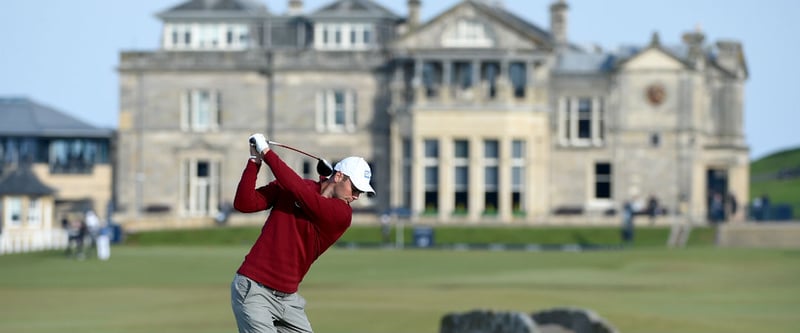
[231,273,313,333]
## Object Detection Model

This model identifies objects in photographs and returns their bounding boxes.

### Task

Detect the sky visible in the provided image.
[1,0,797,160]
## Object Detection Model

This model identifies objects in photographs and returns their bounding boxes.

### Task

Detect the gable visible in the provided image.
[394,2,549,51]
[620,47,687,72]
[312,0,400,20]
[158,0,267,19]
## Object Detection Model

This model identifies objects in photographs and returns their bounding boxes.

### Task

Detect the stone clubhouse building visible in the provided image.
[115,0,748,228]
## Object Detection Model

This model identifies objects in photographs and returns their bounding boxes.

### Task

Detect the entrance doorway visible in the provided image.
[706,168,728,222]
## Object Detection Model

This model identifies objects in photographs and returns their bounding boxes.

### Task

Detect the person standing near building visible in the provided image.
[230,134,375,333]
[621,200,635,245]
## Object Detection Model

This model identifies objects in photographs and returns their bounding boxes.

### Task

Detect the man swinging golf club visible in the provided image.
[231,133,374,333]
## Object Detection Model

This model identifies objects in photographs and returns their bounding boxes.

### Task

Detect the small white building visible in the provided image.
[0,165,65,254]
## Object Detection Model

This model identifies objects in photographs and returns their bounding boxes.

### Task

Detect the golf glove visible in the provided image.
[249,133,269,154]
[249,144,262,164]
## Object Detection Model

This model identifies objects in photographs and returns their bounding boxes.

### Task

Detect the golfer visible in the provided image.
[231,133,374,333]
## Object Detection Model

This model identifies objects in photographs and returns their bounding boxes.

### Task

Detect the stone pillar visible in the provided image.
[413,58,426,105]
[441,60,452,104]
[472,60,481,103]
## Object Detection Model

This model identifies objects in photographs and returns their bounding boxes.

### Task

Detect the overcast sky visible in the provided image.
[1,0,797,159]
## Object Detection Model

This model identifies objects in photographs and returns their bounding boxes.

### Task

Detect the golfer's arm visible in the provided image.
[263,150,334,217]
[233,160,271,212]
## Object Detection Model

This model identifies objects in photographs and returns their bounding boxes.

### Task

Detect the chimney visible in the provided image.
[408,0,421,30]
[550,0,568,51]
[288,0,303,15]
[715,40,744,77]
[682,25,706,69]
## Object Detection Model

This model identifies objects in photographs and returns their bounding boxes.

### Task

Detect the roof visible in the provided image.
[311,0,401,20]
[555,52,616,74]
[393,0,553,50]
[0,165,56,196]
[157,0,268,19]
[0,97,113,138]
[469,0,553,46]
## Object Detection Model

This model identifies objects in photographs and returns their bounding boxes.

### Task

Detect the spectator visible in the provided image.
[761,194,771,220]
[726,192,738,222]
[647,195,659,225]
[621,201,635,245]
[84,210,101,250]
[709,193,724,224]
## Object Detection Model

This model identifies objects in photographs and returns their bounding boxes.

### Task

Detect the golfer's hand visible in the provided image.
[249,144,262,165]
[248,133,270,155]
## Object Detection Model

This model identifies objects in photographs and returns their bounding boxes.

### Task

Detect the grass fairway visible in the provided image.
[1,246,798,333]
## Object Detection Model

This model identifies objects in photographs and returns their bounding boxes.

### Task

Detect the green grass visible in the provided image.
[1,245,798,333]
[750,146,800,176]
[749,146,800,219]
[127,225,716,248]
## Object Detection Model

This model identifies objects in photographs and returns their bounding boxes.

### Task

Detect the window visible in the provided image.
[182,89,221,132]
[484,140,499,215]
[482,62,500,99]
[0,137,41,171]
[4,197,22,227]
[315,24,374,50]
[27,198,42,227]
[423,139,439,214]
[181,159,220,217]
[512,140,525,214]
[442,19,493,47]
[578,99,592,139]
[163,23,249,50]
[453,140,469,214]
[594,163,612,199]
[316,90,357,132]
[423,61,443,97]
[651,133,660,147]
[509,62,527,98]
[49,139,108,174]
[452,62,474,95]
[559,97,605,146]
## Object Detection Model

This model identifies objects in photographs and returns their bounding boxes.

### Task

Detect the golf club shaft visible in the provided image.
[267,141,321,161]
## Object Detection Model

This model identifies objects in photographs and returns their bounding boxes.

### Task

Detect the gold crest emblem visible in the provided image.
[646,84,666,106]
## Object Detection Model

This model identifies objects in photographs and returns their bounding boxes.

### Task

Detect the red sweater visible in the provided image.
[234,150,352,293]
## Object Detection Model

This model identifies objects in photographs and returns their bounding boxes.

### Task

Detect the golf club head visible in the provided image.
[317,159,333,177]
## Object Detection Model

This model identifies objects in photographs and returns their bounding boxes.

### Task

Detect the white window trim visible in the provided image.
[316,89,357,133]
[483,140,499,192]
[559,96,605,147]
[181,89,220,132]
[163,23,249,51]
[27,197,42,228]
[4,196,23,229]
[314,23,374,51]
[179,159,220,217]
[442,19,494,48]
[453,140,469,192]
[511,140,526,211]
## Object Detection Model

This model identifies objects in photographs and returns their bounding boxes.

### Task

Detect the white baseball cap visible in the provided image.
[334,156,375,194]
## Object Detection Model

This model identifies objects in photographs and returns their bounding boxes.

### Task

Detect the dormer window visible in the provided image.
[314,23,375,50]
[442,19,493,48]
[163,23,250,50]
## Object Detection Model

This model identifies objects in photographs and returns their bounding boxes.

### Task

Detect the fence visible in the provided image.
[0,229,69,255]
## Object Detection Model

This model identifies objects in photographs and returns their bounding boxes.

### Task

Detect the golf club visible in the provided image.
[250,138,333,177]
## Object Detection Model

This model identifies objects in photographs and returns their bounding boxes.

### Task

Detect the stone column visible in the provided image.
[441,60,452,104]
[413,58,426,105]
[468,135,483,221]
[472,60,481,103]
